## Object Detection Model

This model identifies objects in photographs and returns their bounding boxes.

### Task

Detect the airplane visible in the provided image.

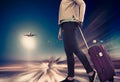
[24,32,36,37]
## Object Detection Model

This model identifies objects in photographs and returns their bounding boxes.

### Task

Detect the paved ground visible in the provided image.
[0,59,120,82]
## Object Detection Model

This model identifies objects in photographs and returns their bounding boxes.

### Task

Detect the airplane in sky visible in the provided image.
[24,32,36,37]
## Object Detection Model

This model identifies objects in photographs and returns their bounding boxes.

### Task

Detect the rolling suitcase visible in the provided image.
[78,27,116,82]
[88,45,115,82]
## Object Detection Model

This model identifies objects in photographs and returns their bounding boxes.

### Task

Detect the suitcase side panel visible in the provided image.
[88,45,115,81]
[88,45,107,81]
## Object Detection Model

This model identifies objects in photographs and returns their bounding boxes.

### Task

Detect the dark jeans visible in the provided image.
[61,22,93,77]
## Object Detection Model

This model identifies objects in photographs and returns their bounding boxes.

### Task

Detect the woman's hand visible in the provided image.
[76,20,83,28]
[58,27,63,40]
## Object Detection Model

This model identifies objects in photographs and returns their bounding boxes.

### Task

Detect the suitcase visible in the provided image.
[88,45,115,82]
[78,26,116,82]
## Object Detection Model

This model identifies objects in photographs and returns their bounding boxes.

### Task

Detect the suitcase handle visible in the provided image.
[78,26,89,49]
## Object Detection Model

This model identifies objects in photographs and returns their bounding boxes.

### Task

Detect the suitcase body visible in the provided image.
[88,45,115,82]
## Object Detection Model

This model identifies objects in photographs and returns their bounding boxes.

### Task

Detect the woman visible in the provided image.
[58,0,97,82]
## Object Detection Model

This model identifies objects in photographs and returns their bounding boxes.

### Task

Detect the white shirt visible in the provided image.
[58,0,86,24]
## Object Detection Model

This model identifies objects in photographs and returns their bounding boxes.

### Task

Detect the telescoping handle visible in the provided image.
[78,26,89,49]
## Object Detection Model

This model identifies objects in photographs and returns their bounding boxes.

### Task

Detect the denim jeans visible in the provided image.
[61,22,93,77]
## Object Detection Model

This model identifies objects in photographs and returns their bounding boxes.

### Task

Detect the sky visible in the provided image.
[0,0,120,63]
